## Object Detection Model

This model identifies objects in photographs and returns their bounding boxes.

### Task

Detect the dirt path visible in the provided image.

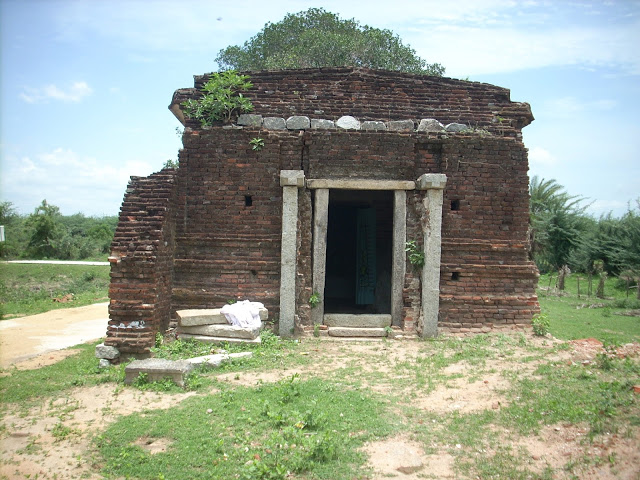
[0,303,109,369]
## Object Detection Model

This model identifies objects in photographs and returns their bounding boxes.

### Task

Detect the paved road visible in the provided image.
[3,260,109,266]
[0,303,109,368]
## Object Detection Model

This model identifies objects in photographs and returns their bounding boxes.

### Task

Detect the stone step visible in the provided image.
[177,324,261,340]
[176,307,268,327]
[324,314,392,328]
[328,327,388,338]
[177,333,262,345]
[124,358,194,387]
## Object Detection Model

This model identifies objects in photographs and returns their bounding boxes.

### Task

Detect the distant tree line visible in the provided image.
[0,200,117,260]
[529,176,640,297]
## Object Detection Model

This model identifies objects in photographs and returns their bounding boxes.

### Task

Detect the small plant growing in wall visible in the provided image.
[182,70,254,126]
[309,291,321,308]
[250,137,264,151]
[405,240,425,269]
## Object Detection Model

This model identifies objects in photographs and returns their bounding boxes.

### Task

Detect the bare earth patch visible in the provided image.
[1,333,638,479]
[0,384,196,479]
[363,435,456,479]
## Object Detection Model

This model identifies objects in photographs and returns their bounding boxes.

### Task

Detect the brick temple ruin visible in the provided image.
[105,67,540,355]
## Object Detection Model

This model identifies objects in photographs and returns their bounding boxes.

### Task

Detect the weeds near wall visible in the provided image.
[182,71,253,126]
[531,313,550,336]
[309,291,321,308]
[250,137,265,151]
[405,241,425,269]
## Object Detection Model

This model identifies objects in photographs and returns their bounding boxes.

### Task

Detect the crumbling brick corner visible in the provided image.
[105,167,178,355]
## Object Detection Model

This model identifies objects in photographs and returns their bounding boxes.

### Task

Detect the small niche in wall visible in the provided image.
[244,195,253,207]
[451,272,460,281]
[451,199,460,211]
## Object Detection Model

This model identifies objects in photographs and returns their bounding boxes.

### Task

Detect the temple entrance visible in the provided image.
[324,190,393,314]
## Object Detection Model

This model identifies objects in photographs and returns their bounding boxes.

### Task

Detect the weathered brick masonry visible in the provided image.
[107,67,539,354]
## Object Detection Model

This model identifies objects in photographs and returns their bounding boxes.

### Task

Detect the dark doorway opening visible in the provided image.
[324,190,393,314]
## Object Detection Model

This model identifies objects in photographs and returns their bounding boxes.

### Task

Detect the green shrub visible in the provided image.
[531,313,550,336]
[182,71,253,126]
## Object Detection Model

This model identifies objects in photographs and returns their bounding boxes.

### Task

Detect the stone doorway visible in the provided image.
[324,190,393,315]
[279,172,446,338]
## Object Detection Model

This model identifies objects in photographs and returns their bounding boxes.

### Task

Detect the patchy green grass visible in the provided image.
[538,273,640,344]
[0,342,124,406]
[0,263,110,319]
[1,271,638,479]
[96,375,398,480]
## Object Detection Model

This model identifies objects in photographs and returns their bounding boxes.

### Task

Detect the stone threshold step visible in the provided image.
[324,314,392,328]
[328,327,388,338]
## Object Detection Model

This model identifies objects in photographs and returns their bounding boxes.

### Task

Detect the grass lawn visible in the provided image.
[0,267,638,479]
[538,273,640,344]
[0,262,110,319]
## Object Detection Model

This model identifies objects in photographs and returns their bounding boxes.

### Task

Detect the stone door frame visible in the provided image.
[279,171,446,338]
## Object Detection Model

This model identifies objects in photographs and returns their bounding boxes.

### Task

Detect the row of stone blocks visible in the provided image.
[175,307,269,344]
[236,114,467,134]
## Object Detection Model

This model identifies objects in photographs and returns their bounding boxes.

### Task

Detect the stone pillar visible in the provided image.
[279,170,305,337]
[311,189,329,325]
[416,173,447,338]
[391,190,407,326]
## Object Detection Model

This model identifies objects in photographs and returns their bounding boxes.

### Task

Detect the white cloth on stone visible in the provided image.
[220,300,264,329]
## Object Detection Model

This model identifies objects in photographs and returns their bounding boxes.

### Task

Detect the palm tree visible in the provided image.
[528,176,588,272]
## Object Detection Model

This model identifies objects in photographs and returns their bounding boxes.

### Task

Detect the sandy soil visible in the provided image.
[0,312,638,479]
[0,303,109,369]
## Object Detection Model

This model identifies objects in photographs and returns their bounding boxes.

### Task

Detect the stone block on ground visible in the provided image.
[95,343,120,360]
[124,358,194,387]
[177,324,261,339]
[324,314,392,328]
[186,352,253,368]
[176,307,268,327]
[177,333,262,345]
[328,327,388,338]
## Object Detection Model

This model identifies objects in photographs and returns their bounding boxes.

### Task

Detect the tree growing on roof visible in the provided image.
[215,8,445,76]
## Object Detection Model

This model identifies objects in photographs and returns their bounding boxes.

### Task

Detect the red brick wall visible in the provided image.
[110,68,540,353]
[171,67,533,137]
[106,168,177,354]
[171,128,301,317]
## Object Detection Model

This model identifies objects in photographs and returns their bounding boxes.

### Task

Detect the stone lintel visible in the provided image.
[307,179,415,190]
[416,173,447,190]
[280,170,305,187]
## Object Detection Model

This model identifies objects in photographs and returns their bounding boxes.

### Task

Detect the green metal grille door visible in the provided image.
[355,208,376,305]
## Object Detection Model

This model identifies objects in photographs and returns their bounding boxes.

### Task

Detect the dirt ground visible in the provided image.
[0,303,109,369]
[0,307,639,479]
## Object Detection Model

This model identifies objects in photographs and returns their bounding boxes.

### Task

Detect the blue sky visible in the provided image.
[1,0,639,217]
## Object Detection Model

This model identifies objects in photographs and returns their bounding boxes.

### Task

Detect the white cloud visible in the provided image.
[528,146,557,166]
[1,148,155,216]
[20,81,93,104]
[539,96,619,118]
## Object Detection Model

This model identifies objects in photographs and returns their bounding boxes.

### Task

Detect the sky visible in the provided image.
[1,0,639,218]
